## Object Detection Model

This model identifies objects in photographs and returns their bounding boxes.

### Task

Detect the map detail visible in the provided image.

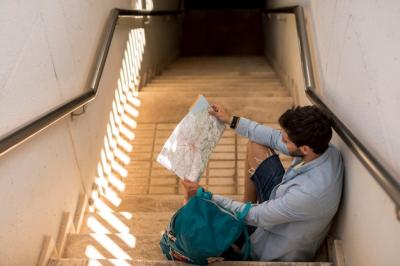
[157,95,225,182]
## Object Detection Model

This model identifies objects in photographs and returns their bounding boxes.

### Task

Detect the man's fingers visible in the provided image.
[208,105,218,116]
[181,179,200,192]
[209,103,223,117]
[181,179,195,187]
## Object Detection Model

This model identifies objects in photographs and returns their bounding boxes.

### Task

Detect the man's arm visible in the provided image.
[235,117,290,155]
[181,179,320,228]
[212,186,320,229]
[208,103,290,155]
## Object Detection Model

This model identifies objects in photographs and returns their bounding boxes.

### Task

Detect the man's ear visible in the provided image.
[299,145,313,155]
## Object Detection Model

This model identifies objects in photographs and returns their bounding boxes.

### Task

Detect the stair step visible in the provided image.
[80,212,133,234]
[161,69,274,74]
[142,86,287,92]
[64,233,332,265]
[138,90,290,97]
[150,79,280,84]
[80,211,174,235]
[159,73,276,78]
[50,258,333,266]
[164,69,274,74]
[64,233,164,260]
[113,195,242,212]
[135,96,293,123]
[145,81,282,87]
[153,75,278,80]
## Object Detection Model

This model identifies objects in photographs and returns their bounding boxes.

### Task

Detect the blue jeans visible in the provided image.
[251,154,285,203]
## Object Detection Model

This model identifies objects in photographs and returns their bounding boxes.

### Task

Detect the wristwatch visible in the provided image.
[229,116,240,129]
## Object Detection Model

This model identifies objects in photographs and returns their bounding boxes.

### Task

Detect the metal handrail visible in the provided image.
[0,9,182,157]
[267,6,400,216]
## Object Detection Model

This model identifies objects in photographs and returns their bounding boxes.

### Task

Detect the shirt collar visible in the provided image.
[284,145,332,180]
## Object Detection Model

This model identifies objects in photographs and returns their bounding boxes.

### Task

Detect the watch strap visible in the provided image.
[230,116,240,129]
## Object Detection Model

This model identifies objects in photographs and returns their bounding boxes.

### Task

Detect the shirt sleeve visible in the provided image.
[235,117,290,155]
[212,186,319,229]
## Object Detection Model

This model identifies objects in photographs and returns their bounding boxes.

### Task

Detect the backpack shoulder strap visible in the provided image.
[238,202,253,260]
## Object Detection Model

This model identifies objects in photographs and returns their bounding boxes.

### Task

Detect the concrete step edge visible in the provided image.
[49,258,333,266]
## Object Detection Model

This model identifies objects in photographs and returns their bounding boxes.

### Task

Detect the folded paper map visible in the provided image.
[156,95,225,182]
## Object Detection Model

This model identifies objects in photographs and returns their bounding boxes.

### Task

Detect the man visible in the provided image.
[182,104,344,262]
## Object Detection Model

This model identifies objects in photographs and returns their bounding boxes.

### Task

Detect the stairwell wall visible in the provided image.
[0,1,131,264]
[0,0,181,264]
[264,1,400,266]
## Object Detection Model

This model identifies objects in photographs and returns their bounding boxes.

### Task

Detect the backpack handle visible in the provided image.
[196,187,213,199]
[237,202,252,220]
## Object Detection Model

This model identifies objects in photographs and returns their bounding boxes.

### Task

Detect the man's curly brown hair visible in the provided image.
[278,106,332,154]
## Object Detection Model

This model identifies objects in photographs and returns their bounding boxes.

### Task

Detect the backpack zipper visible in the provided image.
[202,198,240,220]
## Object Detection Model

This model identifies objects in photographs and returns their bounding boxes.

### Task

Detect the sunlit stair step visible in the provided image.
[64,233,165,260]
[80,211,174,235]
[80,212,134,234]
[145,83,283,88]
[141,85,287,92]
[144,81,282,87]
[135,96,293,123]
[150,78,281,84]
[114,195,242,212]
[137,90,290,98]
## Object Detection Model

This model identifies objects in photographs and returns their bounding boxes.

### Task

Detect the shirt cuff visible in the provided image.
[235,117,251,136]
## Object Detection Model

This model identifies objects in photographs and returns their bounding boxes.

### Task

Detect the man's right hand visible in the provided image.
[209,103,232,124]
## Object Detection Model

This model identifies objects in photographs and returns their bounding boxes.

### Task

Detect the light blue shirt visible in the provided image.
[212,118,344,261]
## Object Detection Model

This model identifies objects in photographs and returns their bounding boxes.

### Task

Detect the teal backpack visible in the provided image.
[160,188,252,265]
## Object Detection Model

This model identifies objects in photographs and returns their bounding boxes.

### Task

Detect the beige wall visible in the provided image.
[263,13,311,105]
[265,1,400,266]
[0,0,181,264]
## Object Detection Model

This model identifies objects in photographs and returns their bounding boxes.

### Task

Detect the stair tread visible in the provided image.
[80,211,174,234]
[150,79,281,83]
[138,90,289,97]
[64,233,331,264]
[143,83,283,88]
[153,76,278,79]
[142,87,287,92]
[113,194,242,212]
[158,73,276,77]
[51,258,332,266]
[135,95,293,123]
[64,233,164,260]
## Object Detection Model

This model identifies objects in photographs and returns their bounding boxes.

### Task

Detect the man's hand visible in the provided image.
[208,103,232,124]
[181,179,200,204]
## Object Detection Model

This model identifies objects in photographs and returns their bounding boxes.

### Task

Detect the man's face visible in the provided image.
[282,131,305,157]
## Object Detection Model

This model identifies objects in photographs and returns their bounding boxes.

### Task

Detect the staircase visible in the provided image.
[49,57,332,266]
